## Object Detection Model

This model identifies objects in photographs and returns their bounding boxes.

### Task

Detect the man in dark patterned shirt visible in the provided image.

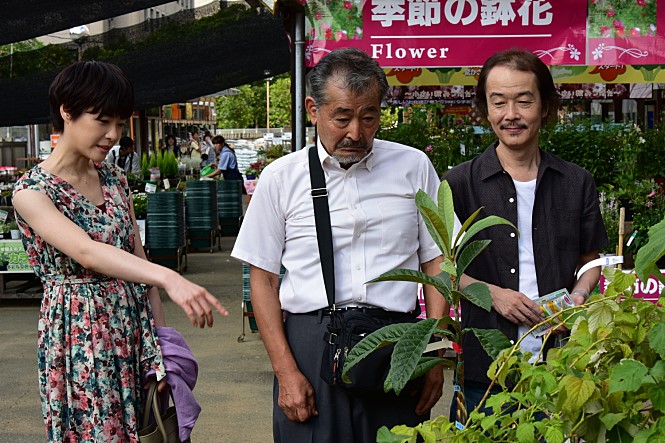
[444,48,608,420]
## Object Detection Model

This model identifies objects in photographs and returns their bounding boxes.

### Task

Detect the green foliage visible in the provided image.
[141,152,150,178]
[159,150,179,177]
[378,213,665,443]
[377,105,493,175]
[149,151,158,168]
[215,73,291,128]
[132,193,148,219]
[344,181,515,399]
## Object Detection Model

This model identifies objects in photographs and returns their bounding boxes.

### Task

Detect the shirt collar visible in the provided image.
[315,138,374,171]
[477,141,564,181]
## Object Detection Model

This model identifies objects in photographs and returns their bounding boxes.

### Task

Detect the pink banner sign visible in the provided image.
[304,0,664,67]
[599,270,664,303]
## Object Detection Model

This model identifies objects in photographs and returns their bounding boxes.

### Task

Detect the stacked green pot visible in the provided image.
[186,180,219,249]
[146,191,186,269]
[216,180,243,236]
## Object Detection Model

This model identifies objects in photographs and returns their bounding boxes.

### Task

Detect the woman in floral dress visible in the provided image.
[12,61,227,442]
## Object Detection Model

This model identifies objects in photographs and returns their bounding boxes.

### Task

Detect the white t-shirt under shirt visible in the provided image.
[231,139,442,314]
[513,178,542,360]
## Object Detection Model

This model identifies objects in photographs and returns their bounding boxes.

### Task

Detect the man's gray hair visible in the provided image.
[307,48,388,107]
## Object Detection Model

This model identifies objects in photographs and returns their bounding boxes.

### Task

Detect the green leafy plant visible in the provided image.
[375,215,665,442]
[132,193,148,220]
[342,180,515,422]
[141,152,150,178]
[6,220,18,230]
[378,105,493,176]
[159,150,179,177]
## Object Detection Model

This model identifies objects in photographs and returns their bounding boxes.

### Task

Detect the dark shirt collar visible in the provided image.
[478,141,565,183]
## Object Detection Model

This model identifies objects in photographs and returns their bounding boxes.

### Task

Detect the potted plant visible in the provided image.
[375,218,665,442]
[342,180,516,423]
[7,220,19,239]
[343,181,665,442]
[244,160,267,180]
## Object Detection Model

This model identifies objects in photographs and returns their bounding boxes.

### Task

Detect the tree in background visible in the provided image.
[215,73,291,129]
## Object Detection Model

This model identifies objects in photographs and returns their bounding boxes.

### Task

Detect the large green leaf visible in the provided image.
[516,422,535,443]
[383,356,451,392]
[438,180,455,252]
[462,281,493,312]
[456,239,491,278]
[588,300,619,335]
[416,189,450,256]
[608,359,650,394]
[368,269,453,305]
[453,207,483,251]
[559,374,596,416]
[388,318,440,395]
[648,322,665,358]
[635,216,665,284]
[458,215,517,250]
[342,322,413,382]
[468,328,512,360]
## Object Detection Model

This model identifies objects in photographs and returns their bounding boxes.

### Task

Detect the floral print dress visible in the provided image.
[13,163,165,442]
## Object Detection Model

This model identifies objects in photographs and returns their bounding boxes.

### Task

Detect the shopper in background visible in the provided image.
[165,134,181,157]
[189,129,202,164]
[206,135,245,192]
[200,130,216,167]
[105,135,141,174]
[12,60,228,442]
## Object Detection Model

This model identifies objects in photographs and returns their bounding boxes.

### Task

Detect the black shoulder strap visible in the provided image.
[308,146,335,307]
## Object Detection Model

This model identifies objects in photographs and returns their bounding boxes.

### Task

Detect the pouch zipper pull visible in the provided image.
[332,348,341,383]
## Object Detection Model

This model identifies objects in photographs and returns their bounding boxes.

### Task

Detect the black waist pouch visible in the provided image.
[320,309,417,395]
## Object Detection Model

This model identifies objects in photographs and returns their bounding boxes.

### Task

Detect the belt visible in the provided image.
[303,306,387,317]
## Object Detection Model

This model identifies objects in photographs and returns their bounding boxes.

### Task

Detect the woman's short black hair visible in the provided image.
[212,135,226,145]
[49,61,134,132]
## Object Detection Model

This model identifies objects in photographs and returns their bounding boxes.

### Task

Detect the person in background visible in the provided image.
[164,134,181,157]
[231,48,446,443]
[200,130,216,167]
[105,135,140,174]
[206,135,244,189]
[189,129,202,163]
[443,48,608,420]
[12,60,228,442]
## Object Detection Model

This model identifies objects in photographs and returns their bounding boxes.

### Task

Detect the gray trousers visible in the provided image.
[273,313,428,443]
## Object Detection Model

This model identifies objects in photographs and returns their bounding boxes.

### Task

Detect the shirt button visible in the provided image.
[357,296,362,301]
[509,197,515,203]
[356,265,361,271]
[510,232,516,238]
[510,268,516,274]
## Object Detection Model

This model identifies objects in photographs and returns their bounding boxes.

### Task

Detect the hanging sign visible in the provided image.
[304,0,663,68]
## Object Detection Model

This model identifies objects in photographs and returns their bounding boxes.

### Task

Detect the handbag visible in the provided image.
[308,146,416,395]
[138,380,181,443]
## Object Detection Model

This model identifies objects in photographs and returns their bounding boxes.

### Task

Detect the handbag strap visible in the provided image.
[308,146,336,308]
[142,379,169,441]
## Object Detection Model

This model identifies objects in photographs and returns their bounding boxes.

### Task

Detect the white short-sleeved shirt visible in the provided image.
[231,139,442,314]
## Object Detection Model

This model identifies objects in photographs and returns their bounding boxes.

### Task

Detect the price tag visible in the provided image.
[0,210,7,222]
[145,183,157,193]
[163,178,171,190]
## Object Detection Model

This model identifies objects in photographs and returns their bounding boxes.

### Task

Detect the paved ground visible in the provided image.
[0,236,452,442]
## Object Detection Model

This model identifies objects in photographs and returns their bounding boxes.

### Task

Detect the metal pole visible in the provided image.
[293,10,306,151]
[266,78,270,130]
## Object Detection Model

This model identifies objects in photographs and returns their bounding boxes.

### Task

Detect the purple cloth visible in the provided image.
[145,327,201,442]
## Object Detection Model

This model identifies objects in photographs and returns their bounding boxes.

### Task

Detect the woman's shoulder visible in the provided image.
[13,165,50,194]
